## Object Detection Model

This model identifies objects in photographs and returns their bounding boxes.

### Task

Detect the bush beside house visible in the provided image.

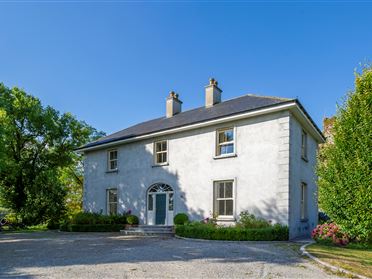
[60,212,132,232]
[174,213,189,225]
[174,212,289,241]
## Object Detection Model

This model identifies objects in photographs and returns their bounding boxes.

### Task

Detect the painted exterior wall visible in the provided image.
[288,115,319,239]
[83,110,318,238]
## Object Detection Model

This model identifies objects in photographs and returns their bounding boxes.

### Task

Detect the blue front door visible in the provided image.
[155,194,166,225]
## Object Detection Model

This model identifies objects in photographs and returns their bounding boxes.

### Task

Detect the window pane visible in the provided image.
[156,142,161,152]
[110,151,117,160]
[218,131,225,144]
[225,130,234,141]
[148,195,153,210]
[162,141,167,151]
[110,160,117,170]
[218,183,225,198]
[109,190,117,202]
[218,200,225,215]
[109,203,117,215]
[225,200,233,216]
[220,143,234,155]
[225,183,233,198]
[169,193,174,211]
[157,153,162,163]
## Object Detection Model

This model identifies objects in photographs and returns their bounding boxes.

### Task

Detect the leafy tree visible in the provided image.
[0,84,104,225]
[317,66,372,242]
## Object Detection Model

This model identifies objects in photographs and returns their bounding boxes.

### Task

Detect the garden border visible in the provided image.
[300,242,370,279]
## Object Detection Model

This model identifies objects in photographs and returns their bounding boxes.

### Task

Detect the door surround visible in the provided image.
[147,183,174,226]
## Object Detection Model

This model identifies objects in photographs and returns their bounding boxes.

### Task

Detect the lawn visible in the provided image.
[0,224,48,233]
[306,243,372,278]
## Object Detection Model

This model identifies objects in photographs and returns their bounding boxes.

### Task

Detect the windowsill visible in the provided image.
[106,169,118,173]
[213,153,237,160]
[152,163,169,168]
[301,156,309,162]
[216,216,236,222]
[300,218,308,223]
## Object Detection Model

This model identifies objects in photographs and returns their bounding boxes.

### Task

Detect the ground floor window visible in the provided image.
[213,180,234,217]
[300,182,307,220]
[107,188,118,215]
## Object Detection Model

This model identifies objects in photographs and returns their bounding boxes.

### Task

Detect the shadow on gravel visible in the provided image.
[0,231,303,277]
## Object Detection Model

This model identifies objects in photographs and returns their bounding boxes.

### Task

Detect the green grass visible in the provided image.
[307,242,372,278]
[1,223,49,233]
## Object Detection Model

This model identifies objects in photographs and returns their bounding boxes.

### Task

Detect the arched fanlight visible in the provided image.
[148,183,173,193]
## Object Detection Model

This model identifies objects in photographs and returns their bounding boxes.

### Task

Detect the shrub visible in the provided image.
[109,214,127,225]
[71,212,97,225]
[174,213,189,225]
[176,223,288,241]
[311,223,349,246]
[61,212,126,232]
[126,214,139,225]
[237,211,271,229]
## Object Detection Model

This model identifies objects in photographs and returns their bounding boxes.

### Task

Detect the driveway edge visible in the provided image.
[300,242,370,279]
[175,235,290,244]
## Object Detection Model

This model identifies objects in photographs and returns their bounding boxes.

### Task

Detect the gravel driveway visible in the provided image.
[0,231,337,278]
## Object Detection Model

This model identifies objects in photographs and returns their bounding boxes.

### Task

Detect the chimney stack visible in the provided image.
[205,78,222,107]
[166,91,182,118]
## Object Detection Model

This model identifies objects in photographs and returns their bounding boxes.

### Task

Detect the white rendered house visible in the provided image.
[78,79,325,239]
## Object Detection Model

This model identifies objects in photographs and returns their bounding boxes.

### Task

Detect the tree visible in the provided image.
[317,66,372,242]
[0,84,104,225]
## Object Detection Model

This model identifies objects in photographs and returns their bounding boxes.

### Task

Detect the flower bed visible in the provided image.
[311,223,349,246]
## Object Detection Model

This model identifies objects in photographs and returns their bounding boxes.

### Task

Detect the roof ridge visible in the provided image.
[245,93,293,101]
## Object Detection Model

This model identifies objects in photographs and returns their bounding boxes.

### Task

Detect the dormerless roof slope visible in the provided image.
[78,94,323,151]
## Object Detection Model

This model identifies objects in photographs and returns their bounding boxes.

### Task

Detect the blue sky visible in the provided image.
[1,1,371,134]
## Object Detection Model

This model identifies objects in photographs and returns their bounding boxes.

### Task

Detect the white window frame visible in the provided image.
[106,188,118,215]
[213,180,235,220]
[154,140,168,165]
[300,182,307,221]
[107,149,118,171]
[215,127,236,158]
[301,129,308,161]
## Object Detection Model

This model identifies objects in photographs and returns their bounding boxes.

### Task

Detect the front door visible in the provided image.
[155,194,166,225]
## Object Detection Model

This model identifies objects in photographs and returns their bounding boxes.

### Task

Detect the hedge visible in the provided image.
[175,224,289,241]
[60,224,124,232]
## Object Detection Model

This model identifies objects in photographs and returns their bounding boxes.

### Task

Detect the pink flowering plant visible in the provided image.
[311,222,349,246]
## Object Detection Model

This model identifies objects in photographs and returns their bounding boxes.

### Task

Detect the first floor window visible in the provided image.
[107,189,118,215]
[154,140,168,164]
[300,182,307,220]
[301,130,308,161]
[216,128,234,156]
[108,150,118,171]
[214,180,234,217]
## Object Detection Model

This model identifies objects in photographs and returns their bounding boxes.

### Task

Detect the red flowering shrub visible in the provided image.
[311,223,349,246]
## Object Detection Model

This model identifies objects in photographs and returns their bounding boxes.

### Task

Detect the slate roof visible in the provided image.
[79,94,295,150]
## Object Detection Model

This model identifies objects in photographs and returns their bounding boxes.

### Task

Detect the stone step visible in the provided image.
[126,227,173,232]
[121,225,174,236]
[121,230,174,237]
[133,225,173,229]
